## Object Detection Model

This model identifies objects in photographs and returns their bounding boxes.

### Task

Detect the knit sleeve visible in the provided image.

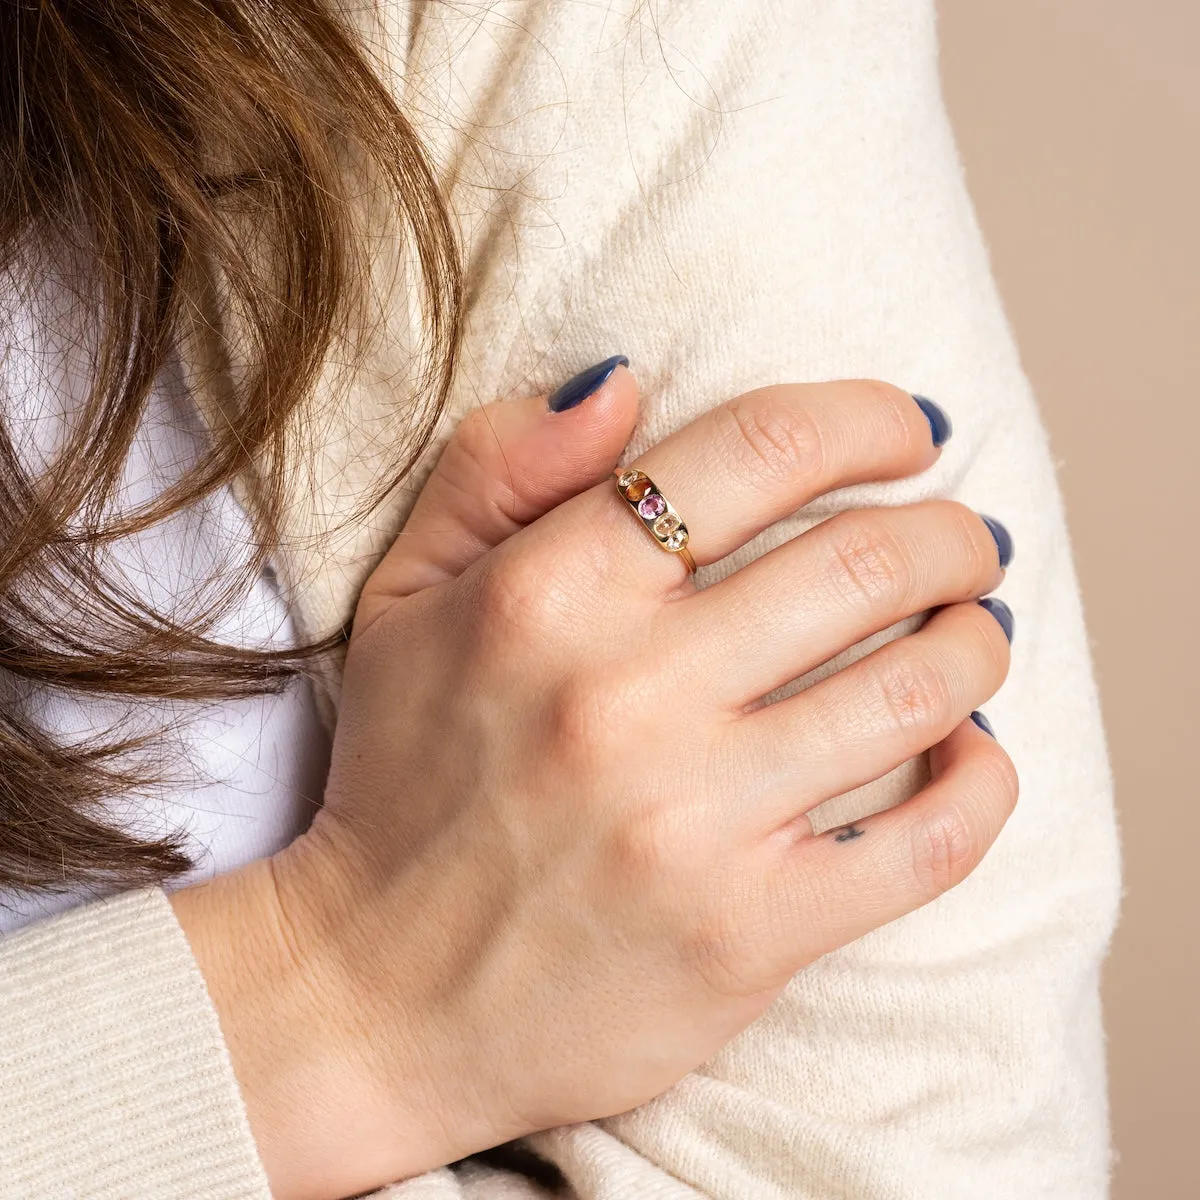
[368,0,1122,1196]
[0,888,269,1199]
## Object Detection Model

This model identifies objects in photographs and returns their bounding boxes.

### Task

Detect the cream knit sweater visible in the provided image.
[0,2,1121,1197]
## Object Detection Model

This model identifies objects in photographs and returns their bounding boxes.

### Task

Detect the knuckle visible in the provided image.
[451,406,500,465]
[976,742,1021,818]
[859,378,921,447]
[441,409,519,520]
[718,392,826,486]
[911,805,980,896]
[471,547,559,643]
[472,555,527,632]
[939,500,998,585]
[964,603,1012,683]
[825,513,914,608]
[876,647,951,733]
[544,666,636,770]
[607,803,681,883]
[686,902,774,998]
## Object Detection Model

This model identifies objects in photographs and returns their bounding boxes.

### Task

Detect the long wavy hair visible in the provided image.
[0,0,462,893]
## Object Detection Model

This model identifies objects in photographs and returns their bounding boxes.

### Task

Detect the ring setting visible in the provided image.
[614,467,697,572]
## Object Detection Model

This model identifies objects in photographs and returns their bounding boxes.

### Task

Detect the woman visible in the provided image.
[0,2,1120,1198]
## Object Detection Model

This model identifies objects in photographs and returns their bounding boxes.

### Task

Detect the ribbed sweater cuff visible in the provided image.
[0,888,270,1199]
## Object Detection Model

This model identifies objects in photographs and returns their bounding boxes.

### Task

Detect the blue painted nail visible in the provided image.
[978,596,1014,643]
[547,355,629,413]
[979,514,1014,569]
[912,394,952,447]
[970,710,996,738]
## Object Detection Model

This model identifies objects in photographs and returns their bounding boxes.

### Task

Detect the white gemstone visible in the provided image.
[665,529,688,551]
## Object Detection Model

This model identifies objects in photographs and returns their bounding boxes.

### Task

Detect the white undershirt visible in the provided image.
[0,270,329,934]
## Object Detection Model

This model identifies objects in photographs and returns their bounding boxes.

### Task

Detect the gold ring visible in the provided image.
[613,466,697,574]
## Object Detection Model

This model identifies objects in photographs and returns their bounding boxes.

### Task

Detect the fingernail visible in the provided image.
[978,596,1014,643]
[911,394,952,447]
[970,710,996,738]
[979,514,1014,569]
[547,355,629,413]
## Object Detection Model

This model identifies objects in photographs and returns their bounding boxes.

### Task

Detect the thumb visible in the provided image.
[371,355,639,599]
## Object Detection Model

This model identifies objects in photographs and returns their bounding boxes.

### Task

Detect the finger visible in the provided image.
[771,715,1018,966]
[368,357,639,600]
[679,501,1008,707]
[559,380,948,593]
[734,598,1012,833]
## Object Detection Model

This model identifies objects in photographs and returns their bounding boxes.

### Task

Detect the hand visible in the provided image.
[180,368,1017,1200]
[172,358,644,1197]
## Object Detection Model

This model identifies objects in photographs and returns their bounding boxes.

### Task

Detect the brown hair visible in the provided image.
[0,1,462,893]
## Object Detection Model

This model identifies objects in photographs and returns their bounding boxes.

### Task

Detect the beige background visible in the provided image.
[938,2,1199,1195]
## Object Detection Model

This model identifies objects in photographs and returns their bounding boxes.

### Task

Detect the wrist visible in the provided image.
[270,823,528,1182]
[170,847,418,1198]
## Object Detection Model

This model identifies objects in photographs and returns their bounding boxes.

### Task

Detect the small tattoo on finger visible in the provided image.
[833,824,866,843]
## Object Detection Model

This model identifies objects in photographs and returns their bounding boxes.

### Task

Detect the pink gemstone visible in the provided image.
[638,493,666,519]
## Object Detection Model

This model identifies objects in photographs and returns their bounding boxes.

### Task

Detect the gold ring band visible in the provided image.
[613,467,697,574]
